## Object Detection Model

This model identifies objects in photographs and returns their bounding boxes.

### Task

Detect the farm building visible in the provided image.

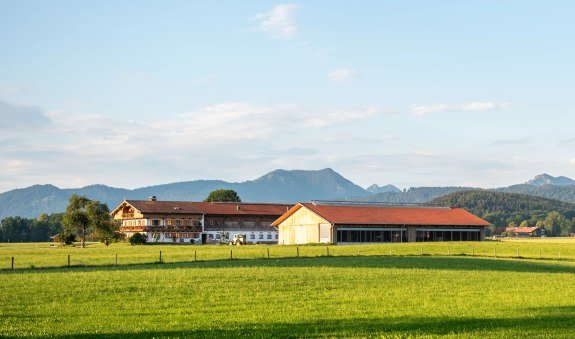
[505,227,542,238]
[112,197,203,244]
[111,197,291,244]
[271,202,491,245]
[193,202,291,244]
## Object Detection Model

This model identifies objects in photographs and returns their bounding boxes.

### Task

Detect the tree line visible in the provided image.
[0,213,64,242]
[0,194,121,246]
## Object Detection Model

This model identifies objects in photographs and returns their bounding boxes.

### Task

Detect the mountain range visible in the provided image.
[1,169,575,220]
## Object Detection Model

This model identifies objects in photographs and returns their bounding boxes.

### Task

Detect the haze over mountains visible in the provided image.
[1,169,575,220]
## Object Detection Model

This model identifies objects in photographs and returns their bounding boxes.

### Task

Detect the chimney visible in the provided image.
[236,205,240,211]
[147,196,157,202]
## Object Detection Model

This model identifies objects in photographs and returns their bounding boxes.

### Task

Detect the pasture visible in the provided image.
[1,240,575,337]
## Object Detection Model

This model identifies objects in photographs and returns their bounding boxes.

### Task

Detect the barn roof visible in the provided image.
[124,200,202,215]
[272,203,491,227]
[506,227,539,233]
[116,200,291,216]
[192,202,292,216]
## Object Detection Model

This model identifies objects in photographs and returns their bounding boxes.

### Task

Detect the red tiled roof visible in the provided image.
[506,227,538,233]
[272,203,491,227]
[123,200,291,216]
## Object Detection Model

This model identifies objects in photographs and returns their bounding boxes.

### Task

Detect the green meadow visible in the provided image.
[1,240,575,337]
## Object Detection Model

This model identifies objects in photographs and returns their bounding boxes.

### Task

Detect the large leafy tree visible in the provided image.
[543,211,570,237]
[62,194,118,248]
[204,189,242,203]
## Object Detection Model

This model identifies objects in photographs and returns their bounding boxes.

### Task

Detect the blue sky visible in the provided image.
[1,1,574,193]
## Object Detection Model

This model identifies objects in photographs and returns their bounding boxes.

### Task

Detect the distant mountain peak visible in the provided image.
[526,174,575,186]
[366,184,401,194]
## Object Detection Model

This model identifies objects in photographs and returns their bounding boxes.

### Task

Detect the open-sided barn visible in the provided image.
[271,202,491,244]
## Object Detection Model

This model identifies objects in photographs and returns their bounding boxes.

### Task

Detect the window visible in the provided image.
[275,234,278,239]
[175,220,182,226]
[259,233,264,240]
[215,233,221,239]
[250,234,255,239]
[267,233,272,239]
[152,219,160,226]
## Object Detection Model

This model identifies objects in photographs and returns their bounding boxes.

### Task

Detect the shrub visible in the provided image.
[129,233,147,245]
[55,232,76,245]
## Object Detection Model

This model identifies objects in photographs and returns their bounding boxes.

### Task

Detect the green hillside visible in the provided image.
[429,190,575,234]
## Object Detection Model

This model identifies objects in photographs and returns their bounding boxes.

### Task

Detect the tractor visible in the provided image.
[228,233,248,245]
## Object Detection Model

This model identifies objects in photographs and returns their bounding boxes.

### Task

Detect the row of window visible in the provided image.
[155,232,200,238]
[249,233,277,240]
[211,233,278,240]
[416,230,480,242]
[123,219,201,227]
[337,230,407,243]
[336,229,481,243]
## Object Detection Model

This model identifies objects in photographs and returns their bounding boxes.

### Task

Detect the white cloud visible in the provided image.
[253,4,298,39]
[410,102,509,116]
[327,68,357,83]
[302,106,378,127]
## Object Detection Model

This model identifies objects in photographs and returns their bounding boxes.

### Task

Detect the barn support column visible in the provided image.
[331,226,337,244]
[407,226,416,242]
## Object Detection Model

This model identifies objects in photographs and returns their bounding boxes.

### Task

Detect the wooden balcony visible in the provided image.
[120,226,147,232]
[121,226,203,233]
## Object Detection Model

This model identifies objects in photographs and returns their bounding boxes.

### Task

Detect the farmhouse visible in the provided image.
[505,226,542,238]
[272,202,491,244]
[112,197,203,244]
[111,197,291,244]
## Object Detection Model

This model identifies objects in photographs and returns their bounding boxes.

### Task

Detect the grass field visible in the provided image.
[1,240,575,337]
[2,238,575,269]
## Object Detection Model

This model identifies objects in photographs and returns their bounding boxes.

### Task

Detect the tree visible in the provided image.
[519,221,530,228]
[560,219,573,237]
[86,200,121,246]
[0,217,31,242]
[204,189,241,203]
[62,194,116,248]
[543,211,570,237]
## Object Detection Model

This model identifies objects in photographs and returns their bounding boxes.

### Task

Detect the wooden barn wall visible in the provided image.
[203,215,280,231]
[277,207,331,245]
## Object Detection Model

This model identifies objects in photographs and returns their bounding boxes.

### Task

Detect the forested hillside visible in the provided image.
[349,187,477,203]
[496,184,575,203]
[429,190,575,236]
